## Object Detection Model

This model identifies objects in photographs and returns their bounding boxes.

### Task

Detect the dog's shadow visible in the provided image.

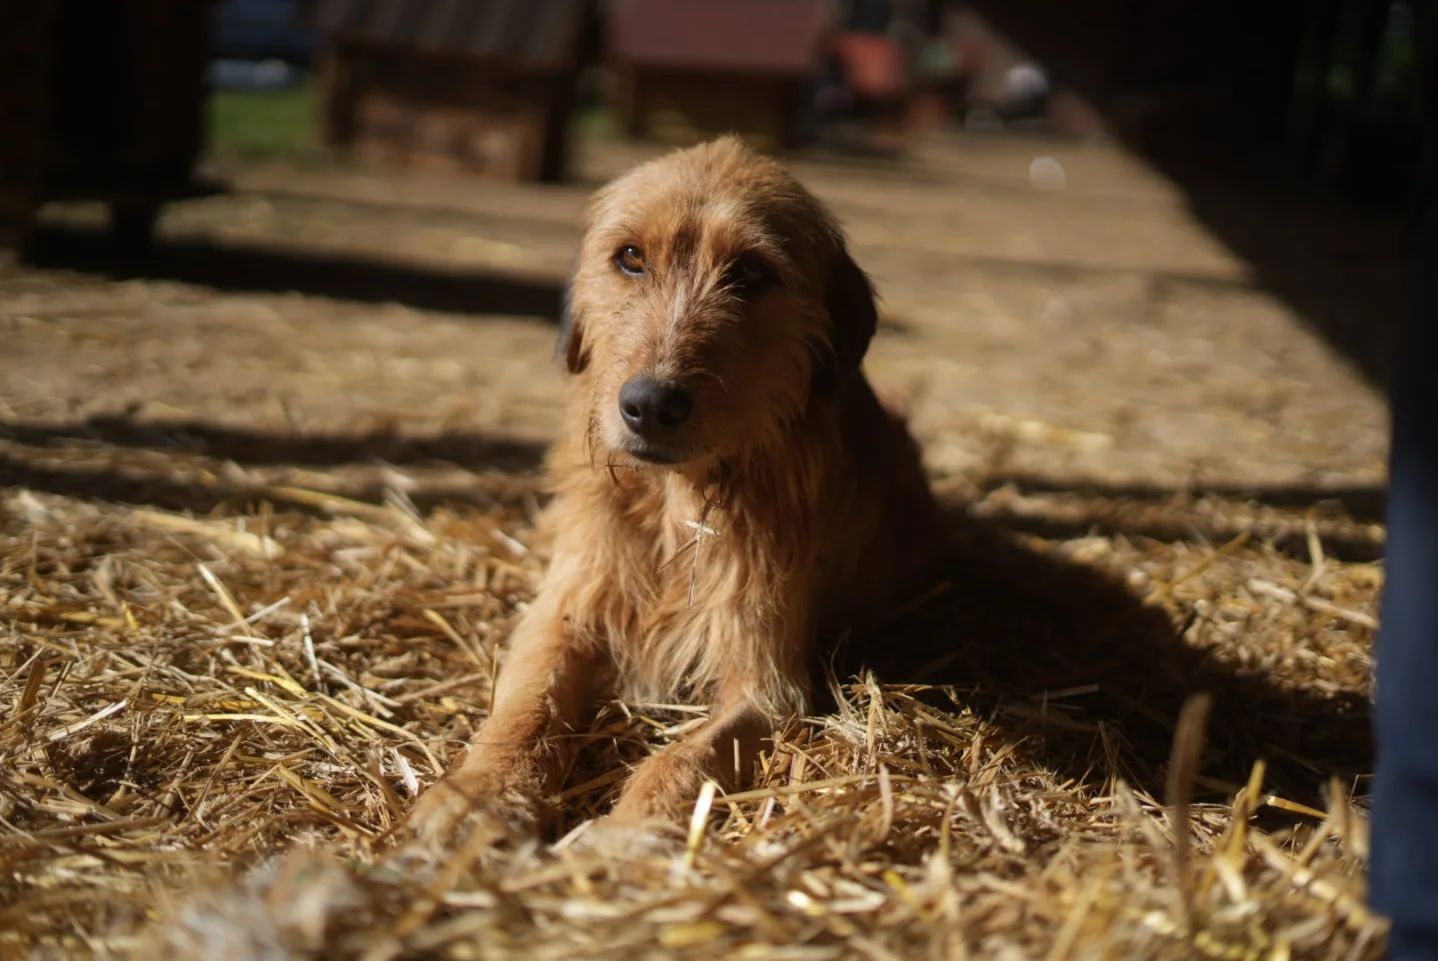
[840,501,1374,808]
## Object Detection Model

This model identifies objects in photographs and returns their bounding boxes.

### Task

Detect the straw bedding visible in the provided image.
[0,465,1383,960]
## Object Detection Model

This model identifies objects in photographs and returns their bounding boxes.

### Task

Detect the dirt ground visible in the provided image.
[0,132,1396,959]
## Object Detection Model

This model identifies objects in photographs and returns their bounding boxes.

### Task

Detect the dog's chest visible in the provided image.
[633,489,734,610]
[599,487,787,688]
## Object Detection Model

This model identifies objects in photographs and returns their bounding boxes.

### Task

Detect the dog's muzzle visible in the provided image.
[618,376,694,462]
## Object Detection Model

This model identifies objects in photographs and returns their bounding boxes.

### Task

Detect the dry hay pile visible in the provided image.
[0,455,1385,960]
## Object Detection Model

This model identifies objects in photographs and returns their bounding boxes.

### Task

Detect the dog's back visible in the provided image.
[813,375,941,639]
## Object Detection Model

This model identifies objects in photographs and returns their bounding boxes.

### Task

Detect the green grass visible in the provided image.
[206,84,619,167]
[571,102,620,140]
[207,80,324,164]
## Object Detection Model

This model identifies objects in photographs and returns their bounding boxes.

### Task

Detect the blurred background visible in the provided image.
[0,0,1427,498]
[5,1,1431,196]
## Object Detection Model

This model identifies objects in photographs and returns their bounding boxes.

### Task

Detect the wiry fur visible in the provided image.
[412,137,940,836]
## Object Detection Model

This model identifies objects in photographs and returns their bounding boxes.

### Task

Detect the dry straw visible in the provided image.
[0,466,1383,960]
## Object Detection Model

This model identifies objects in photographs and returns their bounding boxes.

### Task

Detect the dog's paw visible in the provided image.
[607,742,715,826]
[560,815,684,859]
[406,773,544,849]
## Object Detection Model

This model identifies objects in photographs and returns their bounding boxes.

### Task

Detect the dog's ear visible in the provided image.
[816,246,878,391]
[555,278,589,374]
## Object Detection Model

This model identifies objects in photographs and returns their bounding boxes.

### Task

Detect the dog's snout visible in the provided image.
[619,377,694,437]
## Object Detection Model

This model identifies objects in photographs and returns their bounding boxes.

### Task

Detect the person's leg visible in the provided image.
[1371,31,1438,960]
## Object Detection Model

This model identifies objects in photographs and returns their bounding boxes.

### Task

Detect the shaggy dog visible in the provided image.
[411,136,939,838]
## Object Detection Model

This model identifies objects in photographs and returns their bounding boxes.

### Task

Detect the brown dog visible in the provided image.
[411,136,939,838]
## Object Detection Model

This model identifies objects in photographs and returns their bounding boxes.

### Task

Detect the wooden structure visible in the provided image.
[0,0,214,259]
[608,0,831,150]
[829,30,910,140]
[314,0,593,182]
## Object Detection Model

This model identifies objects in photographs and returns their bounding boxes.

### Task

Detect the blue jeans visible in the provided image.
[1371,51,1438,960]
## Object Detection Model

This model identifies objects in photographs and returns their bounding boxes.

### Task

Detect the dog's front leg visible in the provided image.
[410,603,601,842]
[609,684,774,825]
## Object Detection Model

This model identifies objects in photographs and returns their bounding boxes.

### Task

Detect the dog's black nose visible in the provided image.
[619,377,694,437]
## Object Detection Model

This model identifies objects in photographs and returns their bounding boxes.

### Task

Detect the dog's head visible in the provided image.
[559,136,877,472]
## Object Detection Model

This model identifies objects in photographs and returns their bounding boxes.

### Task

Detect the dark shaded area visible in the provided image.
[0,417,546,471]
[960,0,1421,388]
[230,186,580,237]
[974,502,1385,565]
[0,451,537,518]
[28,224,566,321]
[1153,174,1403,387]
[969,472,1388,563]
[977,473,1387,523]
[44,730,146,802]
[849,502,1373,808]
[0,419,547,516]
[45,0,211,188]
[0,453,253,515]
[215,0,318,64]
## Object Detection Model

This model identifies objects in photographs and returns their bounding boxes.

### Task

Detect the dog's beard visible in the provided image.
[588,399,708,472]
[602,444,712,476]
[588,412,694,478]
[587,411,731,493]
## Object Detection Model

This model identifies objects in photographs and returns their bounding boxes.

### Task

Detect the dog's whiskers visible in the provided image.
[605,454,649,490]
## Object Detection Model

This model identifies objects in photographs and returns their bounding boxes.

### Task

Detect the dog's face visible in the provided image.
[560,137,877,472]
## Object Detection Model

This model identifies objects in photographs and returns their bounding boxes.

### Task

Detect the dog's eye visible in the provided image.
[616,245,646,276]
[722,256,775,296]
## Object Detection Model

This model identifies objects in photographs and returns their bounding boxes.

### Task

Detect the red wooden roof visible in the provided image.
[313,0,589,69]
[608,0,832,77]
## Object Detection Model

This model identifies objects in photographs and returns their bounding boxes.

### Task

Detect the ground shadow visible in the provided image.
[231,187,582,240]
[1160,175,1402,388]
[0,417,546,472]
[969,472,1388,563]
[978,473,1387,523]
[846,500,1373,808]
[0,452,250,516]
[28,224,566,321]
[0,452,539,518]
[0,419,547,516]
